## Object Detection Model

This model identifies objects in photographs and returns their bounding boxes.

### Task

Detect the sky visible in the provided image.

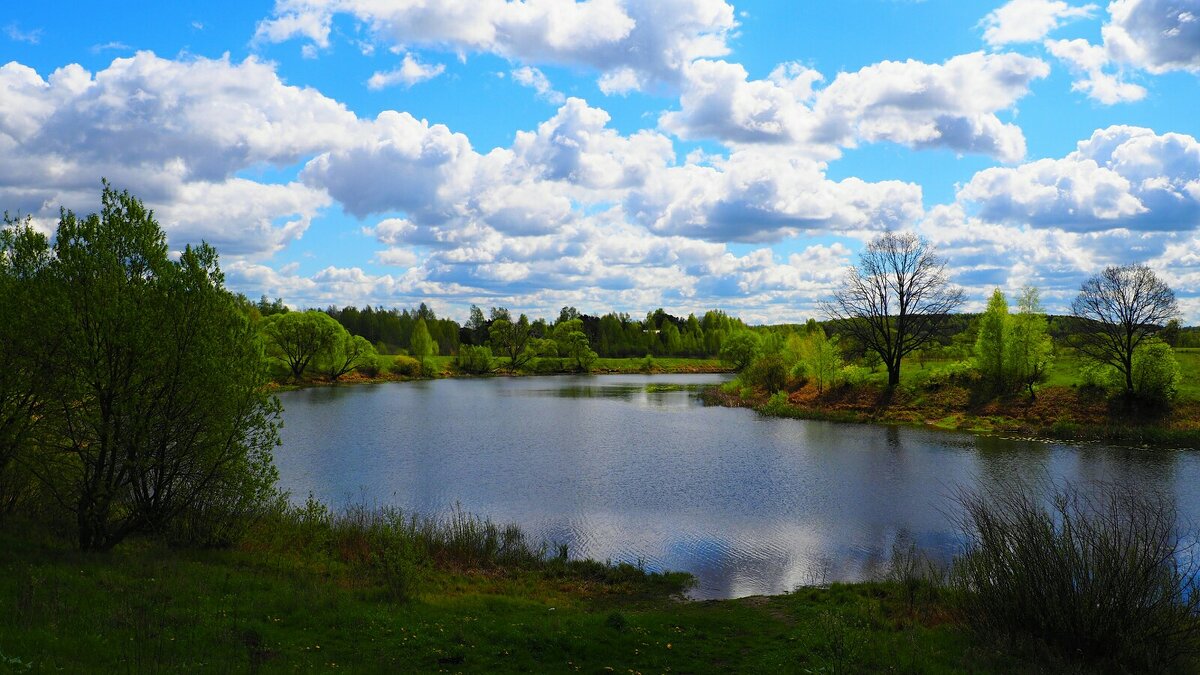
[2,0,1199,324]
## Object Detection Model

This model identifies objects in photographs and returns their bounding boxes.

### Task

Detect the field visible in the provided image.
[0,521,1034,673]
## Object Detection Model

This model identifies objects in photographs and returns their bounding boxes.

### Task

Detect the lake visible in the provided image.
[275,373,1200,599]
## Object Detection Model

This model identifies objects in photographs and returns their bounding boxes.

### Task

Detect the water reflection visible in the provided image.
[275,374,1200,600]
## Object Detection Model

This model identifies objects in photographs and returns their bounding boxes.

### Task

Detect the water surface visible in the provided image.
[276,374,1200,599]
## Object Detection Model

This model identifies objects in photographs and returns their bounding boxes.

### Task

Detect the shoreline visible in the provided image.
[701,384,1200,450]
[267,358,734,392]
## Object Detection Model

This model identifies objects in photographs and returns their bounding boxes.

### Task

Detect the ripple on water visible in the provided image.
[275,374,1200,599]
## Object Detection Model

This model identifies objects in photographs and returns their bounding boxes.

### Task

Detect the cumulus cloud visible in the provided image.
[980,0,1097,46]
[255,0,737,92]
[661,52,1048,163]
[1105,0,1200,73]
[1043,0,1200,103]
[0,52,354,256]
[957,125,1200,231]
[367,54,445,89]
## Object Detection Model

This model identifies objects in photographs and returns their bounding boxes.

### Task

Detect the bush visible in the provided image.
[1079,360,1115,391]
[454,345,494,374]
[839,365,871,387]
[952,481,1200,671]
[356,354,388,378]
[390,355,423,377]
[741,353,789,393]
[528,357,569,374]
[1130,338,1181,405]
[924,360,978,389]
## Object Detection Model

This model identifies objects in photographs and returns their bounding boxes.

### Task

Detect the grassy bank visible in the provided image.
[0,515,1039,673]
[270,356,731,391]
[706,354,1200,447]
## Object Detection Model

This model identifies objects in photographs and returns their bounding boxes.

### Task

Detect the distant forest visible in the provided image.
[249,295,1200,360]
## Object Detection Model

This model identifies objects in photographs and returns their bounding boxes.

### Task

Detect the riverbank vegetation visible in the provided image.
[711,232,1199,446]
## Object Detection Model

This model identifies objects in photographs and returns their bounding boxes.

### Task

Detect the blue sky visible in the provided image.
[2,0,1199,322]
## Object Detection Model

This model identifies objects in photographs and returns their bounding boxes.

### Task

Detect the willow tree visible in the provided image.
[823,232,964,387]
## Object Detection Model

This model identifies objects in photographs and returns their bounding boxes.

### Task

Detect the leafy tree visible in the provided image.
[490,313,533,371]
[553,319,598,371]
[1160,319,1181,347]
[806,331,844,394]
[263,310,343,380]
[1070,264,1178,398]
[410,318,437,369]
[1129,338,1181,405]
[720,331,761,370]
[33,184,280,550]
[0,216,58,512]
[319,333,376,381]
[823,232,965,387]
[974,288,1011,391]
[1008,287,1053,400]
[455,345,495,374]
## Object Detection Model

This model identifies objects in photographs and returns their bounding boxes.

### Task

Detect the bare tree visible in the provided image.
[1070,263,1178,396]
[822,232,964,387]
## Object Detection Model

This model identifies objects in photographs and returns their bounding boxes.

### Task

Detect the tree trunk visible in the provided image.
[887,360,901,387]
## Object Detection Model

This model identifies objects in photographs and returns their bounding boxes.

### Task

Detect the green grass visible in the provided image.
[0,519,1038,673]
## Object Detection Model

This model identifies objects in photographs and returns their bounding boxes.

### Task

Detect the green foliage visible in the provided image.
[839,365,872,387]
[0,215,56,514]
[263,310,344,380]
[409,318,437,367]
[971,287,1054,399]
[740,354,789,393]
[1008,287,1054,400]
[801,331,843,394]
[489,313,534,371]
[1129,338,1181,405]
[390,355,423,377]
[552,319,598,372]
[6,184,281,550]
[719,331,761,370]
[317,333,376,381]
[454,345,495,374]
[974,288,1010,389]
[355,353,389,378]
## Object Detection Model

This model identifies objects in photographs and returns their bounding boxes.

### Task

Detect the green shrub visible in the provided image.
[390,355,423,377]
[952,481,1200,671]
[1130,338,1180,405]
[528,357,569,374]
[741,353,789,393]
[454,345,494,374]
[839,365,872,387]
[1079,361,1114,391]
[924,360,978,389]
[355,354,388,378]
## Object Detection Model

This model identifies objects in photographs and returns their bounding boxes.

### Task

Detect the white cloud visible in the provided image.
[5,23,43,45]
[255,0,738,92]
[510,66,565,104]
[957,125,1200,231]
[1045,38,1147,103]
[661,52,1049,163]
[1105,0,1200,73]
[367,54,446,90]
[0,52,354,257]
[980,0,1097,46]
[1044,0,1200,103]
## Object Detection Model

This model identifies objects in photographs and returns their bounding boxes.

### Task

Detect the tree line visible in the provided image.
[729,231,1186,408]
